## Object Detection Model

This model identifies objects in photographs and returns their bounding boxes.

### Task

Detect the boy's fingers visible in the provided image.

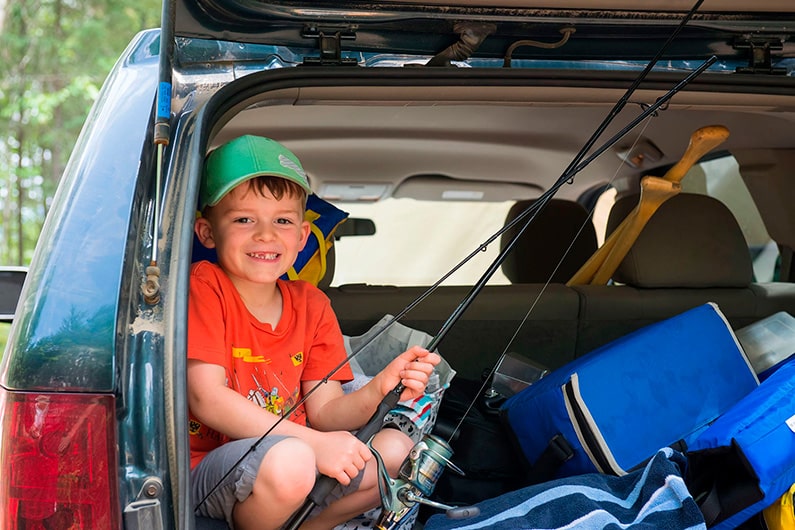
[410,348,441,365]
[399,377,428,395]
[401,365,430,379]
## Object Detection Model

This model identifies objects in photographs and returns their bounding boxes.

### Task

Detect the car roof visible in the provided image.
[174,0,795,62]
[165,0,795,252]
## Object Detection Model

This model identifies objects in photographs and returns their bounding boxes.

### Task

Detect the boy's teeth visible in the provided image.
[250,252,277,259]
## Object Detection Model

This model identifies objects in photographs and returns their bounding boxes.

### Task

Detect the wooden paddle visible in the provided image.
[567,124,730,286]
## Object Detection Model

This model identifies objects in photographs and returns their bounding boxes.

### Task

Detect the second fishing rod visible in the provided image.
[285,50,717,530]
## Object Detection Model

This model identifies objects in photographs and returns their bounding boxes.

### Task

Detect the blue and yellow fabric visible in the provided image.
[281,194,348,285]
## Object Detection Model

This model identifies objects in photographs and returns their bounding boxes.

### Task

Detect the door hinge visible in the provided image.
[302,26,358,66]
[733,36,787,75]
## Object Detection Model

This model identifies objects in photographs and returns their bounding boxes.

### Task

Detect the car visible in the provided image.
[2,1,795,529]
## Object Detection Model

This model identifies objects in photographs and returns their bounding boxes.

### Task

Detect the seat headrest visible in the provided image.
[500,198,598,284]
[316,245,335,290]
[606,193,754,288]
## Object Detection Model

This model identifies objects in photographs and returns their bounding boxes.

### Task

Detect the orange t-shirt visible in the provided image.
[187,261,353,468]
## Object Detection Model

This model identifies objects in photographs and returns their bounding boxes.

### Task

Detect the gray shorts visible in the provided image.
[191,436,364,529]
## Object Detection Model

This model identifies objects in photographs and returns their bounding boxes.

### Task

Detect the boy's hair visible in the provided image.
[201,175,307,218]
[244,175,308,208]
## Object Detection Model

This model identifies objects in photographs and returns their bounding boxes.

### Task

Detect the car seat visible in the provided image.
[500,198,598,284]
[571,192,771,356]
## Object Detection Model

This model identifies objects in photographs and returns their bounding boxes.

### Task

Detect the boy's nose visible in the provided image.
[253,223,277,241]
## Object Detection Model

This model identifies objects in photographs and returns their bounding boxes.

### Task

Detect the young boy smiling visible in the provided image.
[187,135,440,530]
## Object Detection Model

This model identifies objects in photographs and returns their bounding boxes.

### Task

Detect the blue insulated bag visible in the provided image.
[501,303,759,480]
[686,358,795,530]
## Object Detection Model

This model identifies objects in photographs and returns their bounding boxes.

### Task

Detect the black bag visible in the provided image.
[423,377,529,517]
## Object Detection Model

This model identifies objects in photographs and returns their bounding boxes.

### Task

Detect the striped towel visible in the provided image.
[425,448,705,530]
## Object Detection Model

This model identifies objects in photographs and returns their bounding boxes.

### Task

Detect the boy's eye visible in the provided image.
[234,217,253,224]
[276,217,294,225]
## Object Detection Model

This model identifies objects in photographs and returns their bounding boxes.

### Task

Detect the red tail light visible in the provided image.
[0,389,120,529]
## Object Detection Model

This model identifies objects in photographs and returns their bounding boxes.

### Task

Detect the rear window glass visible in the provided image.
[330,155,778,287]
[331,199,515,286]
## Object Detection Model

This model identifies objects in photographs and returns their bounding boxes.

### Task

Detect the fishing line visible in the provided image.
[195,53,716,515]
[445,116,658,443]
[439,0,712,442]
[199,0,710,518]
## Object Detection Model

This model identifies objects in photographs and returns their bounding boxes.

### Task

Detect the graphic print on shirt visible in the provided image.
[233,345,305,420]
[248,373,286,414]
[232,346,267,364]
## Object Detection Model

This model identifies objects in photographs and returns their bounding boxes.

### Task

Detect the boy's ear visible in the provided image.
[195,216,216,249]
[298,220,311,251]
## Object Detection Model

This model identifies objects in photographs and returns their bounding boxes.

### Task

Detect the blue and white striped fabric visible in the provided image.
[424,448,705,530]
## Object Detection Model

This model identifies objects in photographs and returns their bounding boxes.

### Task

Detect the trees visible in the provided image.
[0,0,160,265]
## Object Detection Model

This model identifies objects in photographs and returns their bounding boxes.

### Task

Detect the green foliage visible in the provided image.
[0,0,161,266]
[0,322,10,359]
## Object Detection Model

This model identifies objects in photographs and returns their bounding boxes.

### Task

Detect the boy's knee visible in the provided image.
[256,438,317,502]
[370,428,415,475]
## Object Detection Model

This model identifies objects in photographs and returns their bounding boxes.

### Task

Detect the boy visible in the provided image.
[188,135,441,530]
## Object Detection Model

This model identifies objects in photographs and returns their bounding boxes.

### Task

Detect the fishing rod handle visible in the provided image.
[303,383,406,509]
[357,382,405,443]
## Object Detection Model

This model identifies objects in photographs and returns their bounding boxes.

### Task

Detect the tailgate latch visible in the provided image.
[302,26,358,66]
[733,36,787,75]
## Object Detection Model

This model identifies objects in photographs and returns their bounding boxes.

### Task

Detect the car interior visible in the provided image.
[202,78,795,382]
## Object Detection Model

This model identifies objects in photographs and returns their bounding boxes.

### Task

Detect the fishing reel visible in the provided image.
[369,434,480,530]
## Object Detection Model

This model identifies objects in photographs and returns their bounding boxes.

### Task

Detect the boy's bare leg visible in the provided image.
[233,438,318,530]
[299,428,415,530]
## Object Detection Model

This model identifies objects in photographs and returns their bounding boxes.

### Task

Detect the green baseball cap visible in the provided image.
[200,135,311,209]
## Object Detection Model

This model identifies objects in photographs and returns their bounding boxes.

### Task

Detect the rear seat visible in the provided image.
[328,193,795,379]
[327,283,580,380]
[572,193,795,356]
[328,199,595,379]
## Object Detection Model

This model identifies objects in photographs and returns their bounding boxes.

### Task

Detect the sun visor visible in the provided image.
[393,175,541,202]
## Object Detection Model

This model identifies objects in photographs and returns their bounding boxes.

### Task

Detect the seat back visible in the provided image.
[500,199,598,284]
[605,193,754,288]
[573,193,762,356]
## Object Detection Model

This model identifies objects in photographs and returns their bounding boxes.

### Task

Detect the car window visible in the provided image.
[0,322,10,358]
[331,195,617,287]
[331,199,515,286]
[330,154,778,287]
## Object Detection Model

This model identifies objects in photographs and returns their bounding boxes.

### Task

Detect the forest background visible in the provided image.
[1,0,161,266]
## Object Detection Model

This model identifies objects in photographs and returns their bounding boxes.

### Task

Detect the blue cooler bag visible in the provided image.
[686,358,795,529]
[501,303,759,480]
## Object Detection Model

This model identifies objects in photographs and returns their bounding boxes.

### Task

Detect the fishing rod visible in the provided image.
[283,3,710,528]
[199,39,715,522]
[197,52,713,525]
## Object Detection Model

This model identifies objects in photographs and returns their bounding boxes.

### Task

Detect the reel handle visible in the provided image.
[401,490,481,519]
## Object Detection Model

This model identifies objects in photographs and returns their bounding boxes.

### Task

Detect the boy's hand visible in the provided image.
[379,345,441,402]
[312,431,372,485]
